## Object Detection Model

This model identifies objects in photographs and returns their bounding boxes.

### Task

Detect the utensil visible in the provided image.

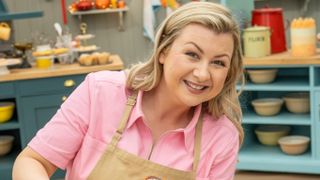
[54,22,62,36]
[61,0,67,24]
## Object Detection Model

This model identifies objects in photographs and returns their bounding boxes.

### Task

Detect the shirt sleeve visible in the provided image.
[28,73,95,169]
[208,133,240,180]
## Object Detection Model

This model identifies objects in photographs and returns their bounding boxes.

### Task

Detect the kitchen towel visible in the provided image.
[143,0,161,42]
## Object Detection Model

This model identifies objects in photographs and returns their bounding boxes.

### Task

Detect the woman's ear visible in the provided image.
[159,52,165,64]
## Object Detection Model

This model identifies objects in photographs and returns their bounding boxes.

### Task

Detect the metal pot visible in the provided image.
[243,26,271,58]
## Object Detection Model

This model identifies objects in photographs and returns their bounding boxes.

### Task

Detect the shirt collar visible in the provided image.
[125,90,203,152]
[126,90,145,129]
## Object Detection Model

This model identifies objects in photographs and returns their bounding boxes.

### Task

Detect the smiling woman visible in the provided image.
[157,24,234,108]
[13,2,244,180]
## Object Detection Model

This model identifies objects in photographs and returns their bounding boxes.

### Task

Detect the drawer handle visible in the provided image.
[64,80,75,87]
[62,96,67,102]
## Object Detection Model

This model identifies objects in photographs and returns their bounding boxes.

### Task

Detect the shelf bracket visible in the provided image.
[118,11,124,31]
[70,7,129,32]
[300,0,310,17]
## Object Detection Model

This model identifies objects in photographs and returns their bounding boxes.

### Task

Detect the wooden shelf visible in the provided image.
[69,7,129,31]
[0,55,124,82]
[0,120,20,130]
[244,49,320,67]
[237,144,320,174]
[69,7,128,15]
[238,77,310,91]
[0,11,43,21]
[242,110,311,125]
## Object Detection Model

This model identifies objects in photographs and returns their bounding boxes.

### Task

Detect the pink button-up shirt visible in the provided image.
[29,71,239,180]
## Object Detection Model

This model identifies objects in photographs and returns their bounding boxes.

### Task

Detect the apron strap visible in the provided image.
[192,112,204,173]
[110,91,138,149]
[109,89,203,174]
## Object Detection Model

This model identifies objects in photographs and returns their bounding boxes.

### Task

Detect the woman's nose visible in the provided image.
[193,64,210,82]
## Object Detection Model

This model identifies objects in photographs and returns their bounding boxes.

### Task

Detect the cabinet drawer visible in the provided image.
[18,75,86,96]
[0,82,15,98]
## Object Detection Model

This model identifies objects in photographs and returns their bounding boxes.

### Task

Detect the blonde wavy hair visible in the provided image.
[126,2,244,145]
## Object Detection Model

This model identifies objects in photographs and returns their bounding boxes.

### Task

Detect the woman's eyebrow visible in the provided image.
[185,42,204,54]
[185,42,231,59]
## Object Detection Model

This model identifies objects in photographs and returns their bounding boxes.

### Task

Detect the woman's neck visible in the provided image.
[142,86,194,130]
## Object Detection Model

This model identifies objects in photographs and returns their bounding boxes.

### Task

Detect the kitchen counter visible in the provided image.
[244,49,320,66]
[0,54,124,82]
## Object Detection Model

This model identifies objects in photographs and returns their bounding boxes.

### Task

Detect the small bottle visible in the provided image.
[111,0,117,9]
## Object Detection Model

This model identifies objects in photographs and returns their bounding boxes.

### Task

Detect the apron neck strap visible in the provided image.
[110,91,138,148]
[192,112,203,172]
[110,90,203,174]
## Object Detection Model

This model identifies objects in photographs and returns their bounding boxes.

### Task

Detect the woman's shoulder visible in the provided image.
[86,70,127,85]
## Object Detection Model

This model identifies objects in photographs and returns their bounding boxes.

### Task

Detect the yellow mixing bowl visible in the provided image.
[0,102,15,123]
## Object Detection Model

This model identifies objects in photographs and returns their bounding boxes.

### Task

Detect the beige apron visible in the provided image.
[88,92,203,180]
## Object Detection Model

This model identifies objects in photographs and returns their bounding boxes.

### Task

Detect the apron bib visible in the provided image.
[88,92,203,180]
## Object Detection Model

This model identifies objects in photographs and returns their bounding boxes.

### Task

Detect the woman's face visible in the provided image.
[158,23,234,107]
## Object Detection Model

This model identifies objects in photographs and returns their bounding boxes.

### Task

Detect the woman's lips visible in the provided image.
[184,80,208,94]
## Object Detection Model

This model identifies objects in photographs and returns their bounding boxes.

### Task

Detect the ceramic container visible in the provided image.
[251,98,283,116]
[0,102,15,123]
[278,135,310,155]
[247,69,278,84]
[255,125,291,146]
[283,92,310,114]
[0,135,14,156]
[243,26,271,57]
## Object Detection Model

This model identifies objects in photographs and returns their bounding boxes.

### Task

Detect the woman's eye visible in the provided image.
[185,51,199,59]
[211,60,226,67]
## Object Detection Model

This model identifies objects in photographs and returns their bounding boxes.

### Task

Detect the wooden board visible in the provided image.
[0,55,124,82]
[244,49,320,66]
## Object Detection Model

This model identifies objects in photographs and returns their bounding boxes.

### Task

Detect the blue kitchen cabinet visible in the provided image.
[20,93,72,146]
[237,65,320,174]
[19,93,69,179]
[0,74,85,179]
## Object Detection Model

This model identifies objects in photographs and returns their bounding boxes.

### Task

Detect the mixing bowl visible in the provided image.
[247,69,278,84]
[283,92,310,114]
[0,135,14,156]
[0,102,15,123]
[251,98,283,116]
[278,135,310,155]
[255,125,291,146]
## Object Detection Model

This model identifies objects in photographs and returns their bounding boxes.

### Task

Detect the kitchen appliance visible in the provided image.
[252,7,287,54]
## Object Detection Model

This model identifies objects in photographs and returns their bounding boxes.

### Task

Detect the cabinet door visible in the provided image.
[20,93,67,146]
[316,92,320,159]
[20,93,67,179]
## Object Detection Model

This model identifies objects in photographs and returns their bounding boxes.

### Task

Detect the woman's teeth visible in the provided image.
[185,81,206,90]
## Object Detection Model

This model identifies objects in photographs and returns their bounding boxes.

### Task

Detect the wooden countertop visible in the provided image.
[0,55,124,82]
[244,49,320,66]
